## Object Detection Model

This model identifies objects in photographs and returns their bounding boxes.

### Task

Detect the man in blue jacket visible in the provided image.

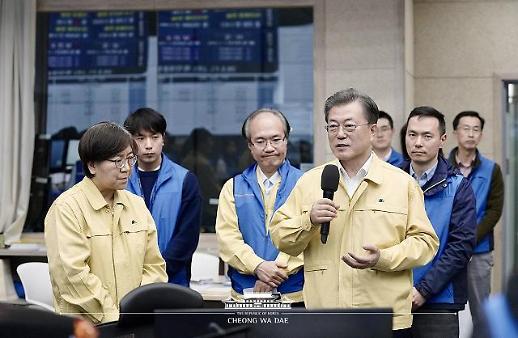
[449,111,504,328]
[372,110,404,166]
[215,108,304,303]
[124,108,202,287]
[401,106,477,338]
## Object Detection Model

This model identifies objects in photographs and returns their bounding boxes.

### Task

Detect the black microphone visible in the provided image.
[320,164,340,244]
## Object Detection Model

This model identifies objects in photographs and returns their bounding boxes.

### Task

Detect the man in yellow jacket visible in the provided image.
[270,88,439,337]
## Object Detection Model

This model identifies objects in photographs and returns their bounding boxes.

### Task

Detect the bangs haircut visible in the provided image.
[124,107,167,135]
[79,121,137,178]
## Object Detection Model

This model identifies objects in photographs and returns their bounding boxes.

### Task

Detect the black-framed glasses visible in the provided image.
[250,136,286,150]
[107,155,138,169]
[325,122,370,135]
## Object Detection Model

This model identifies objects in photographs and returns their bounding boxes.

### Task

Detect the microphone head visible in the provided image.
[321,164,340,192]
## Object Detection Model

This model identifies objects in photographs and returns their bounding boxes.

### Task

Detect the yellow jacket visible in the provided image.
[45,177,167,323]
[270,156,439,329]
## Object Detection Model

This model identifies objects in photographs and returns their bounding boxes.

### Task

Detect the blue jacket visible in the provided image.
[127,154,202,287]
[387,148,404,167]
[448,149,499,253]
[468,153,496,253]
[402,156,476,310]
[228,160,304,294]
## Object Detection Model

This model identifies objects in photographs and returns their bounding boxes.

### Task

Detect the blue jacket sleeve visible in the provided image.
[163,171,202,285]
[415,178,477,299]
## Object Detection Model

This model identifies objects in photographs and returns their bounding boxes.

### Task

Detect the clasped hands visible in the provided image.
[253,261,288,292]
[310,198,381,269]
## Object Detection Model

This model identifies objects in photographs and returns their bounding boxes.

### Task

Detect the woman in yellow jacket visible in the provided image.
[45,122,167,324]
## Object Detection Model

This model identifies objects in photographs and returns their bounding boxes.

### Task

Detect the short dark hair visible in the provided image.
[407,106,446,135]
[324,88,379,124]
[79,121,137,178]
[124,107,167,135]
[241,108,291,140]
[452,110,485,130]
[377,110,394,129]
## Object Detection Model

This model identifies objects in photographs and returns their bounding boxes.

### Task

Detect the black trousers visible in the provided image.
[411,310,459,338]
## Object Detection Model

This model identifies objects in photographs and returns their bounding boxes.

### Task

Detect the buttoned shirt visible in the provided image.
[410,161,438,187]
[257,167,281,196]
[339,154,373,197]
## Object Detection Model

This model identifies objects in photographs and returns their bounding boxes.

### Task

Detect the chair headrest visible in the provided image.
[118,283,204,327]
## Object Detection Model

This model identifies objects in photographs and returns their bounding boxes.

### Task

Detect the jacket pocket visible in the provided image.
[120,221,148,261]
[304,263,328,272]
[354,204,408,247]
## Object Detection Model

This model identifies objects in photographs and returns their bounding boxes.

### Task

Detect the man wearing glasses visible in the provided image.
[124,108,202,287]
[448,111,504,329]
[270,88,439,337]
[216,108,304,304]
[372,110,404,166]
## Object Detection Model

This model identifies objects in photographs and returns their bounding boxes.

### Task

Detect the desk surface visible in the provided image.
[0,245,47,258]
[190,276,231,301]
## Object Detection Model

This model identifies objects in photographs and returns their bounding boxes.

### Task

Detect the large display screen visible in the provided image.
[39,7,313,231]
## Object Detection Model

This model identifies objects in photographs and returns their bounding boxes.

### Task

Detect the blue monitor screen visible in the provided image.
[49,139,66,171]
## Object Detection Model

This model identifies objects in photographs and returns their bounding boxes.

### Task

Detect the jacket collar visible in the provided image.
[332,152,383,186]
[402,155,458,196]
[79,177,128,211]
[448,147,482,170]
[130,153,175,192]
[242,159,291,185]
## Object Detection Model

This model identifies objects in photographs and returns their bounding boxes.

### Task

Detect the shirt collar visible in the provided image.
[256,165,281,187]
[410,160,438,186]
[338,153,373,181]
[383,148,393,161]
[79,177,128,210]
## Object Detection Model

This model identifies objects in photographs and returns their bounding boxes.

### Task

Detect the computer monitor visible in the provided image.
[65,139,80,167]
[155,308,393,338]
[48,139,66,173]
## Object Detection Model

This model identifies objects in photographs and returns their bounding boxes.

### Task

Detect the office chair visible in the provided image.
[118,282,204,327]
[16,262,54,312]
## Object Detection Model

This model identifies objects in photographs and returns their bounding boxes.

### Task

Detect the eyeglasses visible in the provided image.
[250,137,286,150]
[325,122,370,135]
[376,126,392,133]
[107,155,138,169]
[459,126,481,134]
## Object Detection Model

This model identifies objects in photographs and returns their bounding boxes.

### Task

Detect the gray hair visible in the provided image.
[324,88,379,124]
[241,108,291,141]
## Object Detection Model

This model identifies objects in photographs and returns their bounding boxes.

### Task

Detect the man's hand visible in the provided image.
[253,280,273,292]
[310,198,339,225]
[254,261,288,288]
[342,244,380,269]
[412,287,426,311]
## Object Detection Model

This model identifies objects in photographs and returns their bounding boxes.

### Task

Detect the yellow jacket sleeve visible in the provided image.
[270,175,320,257]
[47,203,119,323]
[216,179,264,274]
[374,180,439,272]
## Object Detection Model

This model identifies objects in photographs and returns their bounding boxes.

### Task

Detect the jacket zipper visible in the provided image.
[423,178,447,194]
